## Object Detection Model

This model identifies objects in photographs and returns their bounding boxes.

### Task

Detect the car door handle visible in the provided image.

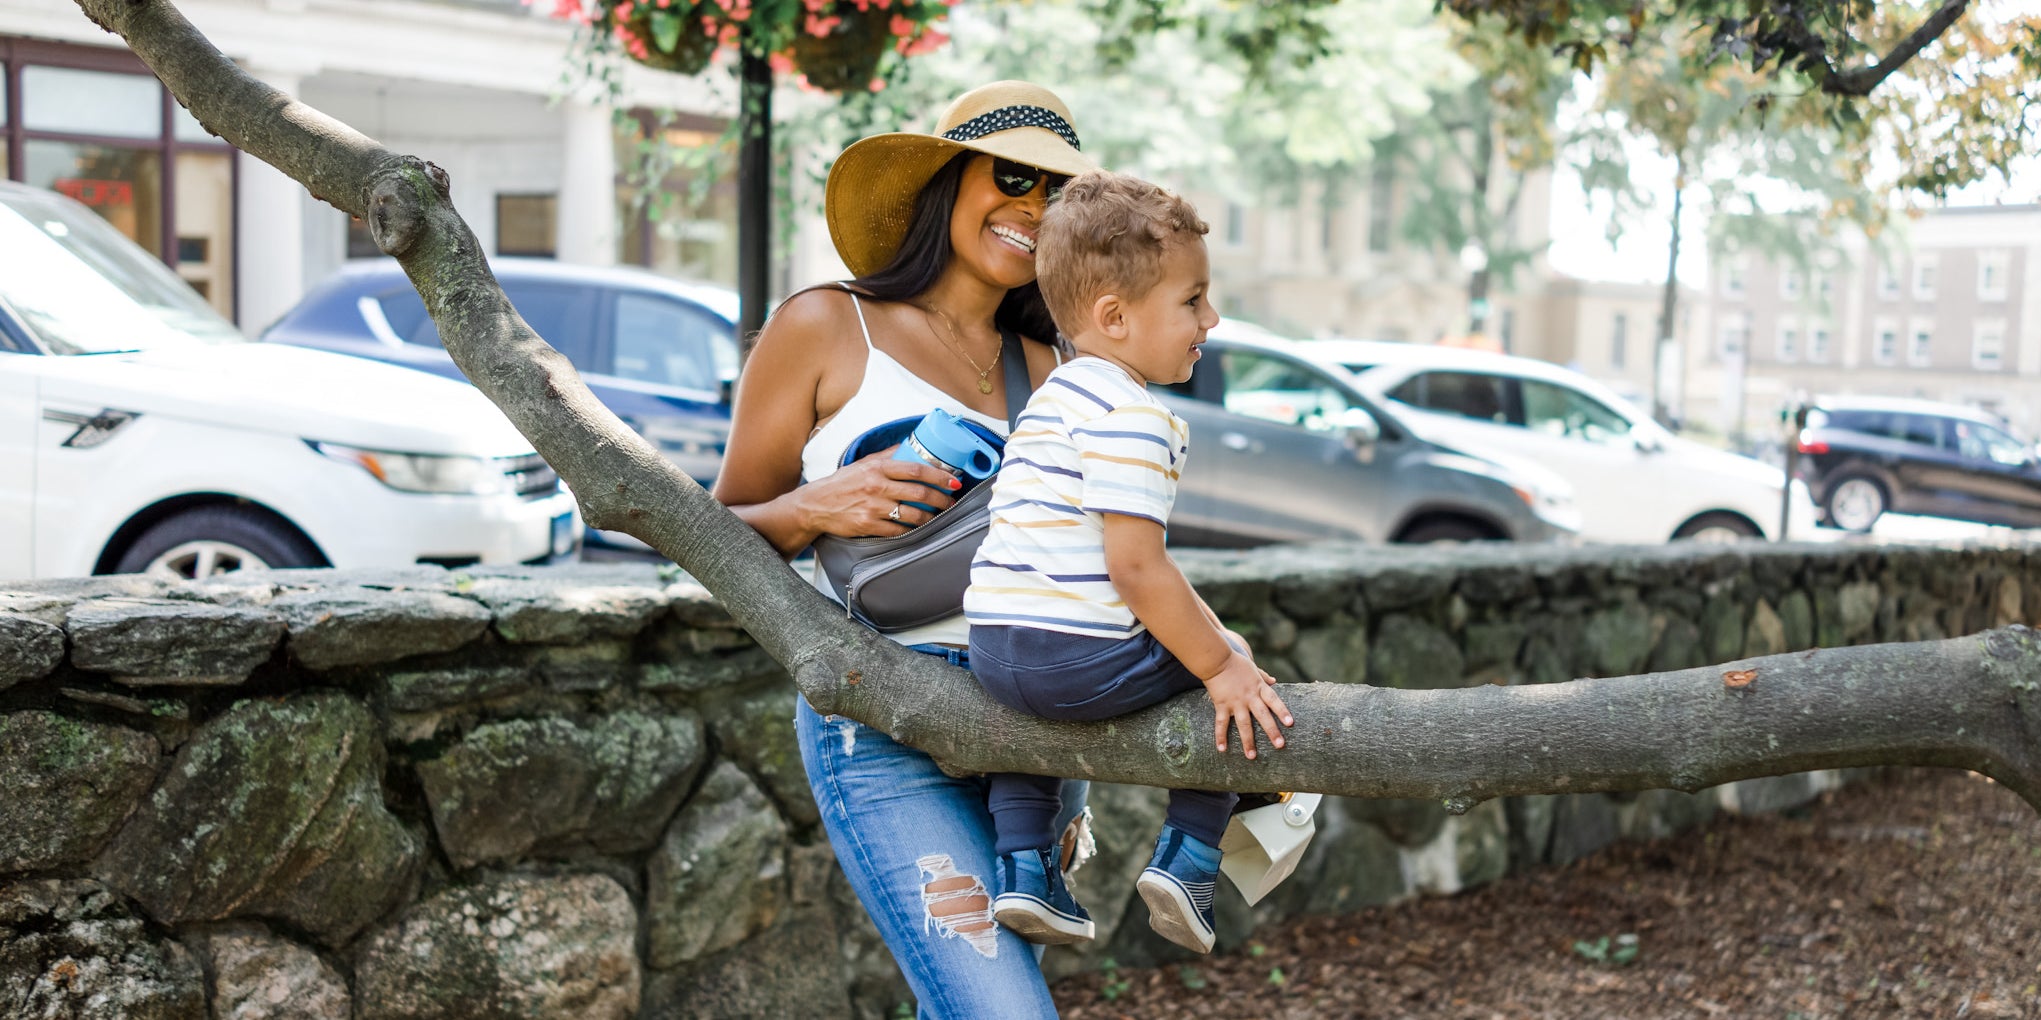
[1220,432,1258,452]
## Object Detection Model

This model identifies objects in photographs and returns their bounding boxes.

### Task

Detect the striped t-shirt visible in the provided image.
[964,357,1190,639]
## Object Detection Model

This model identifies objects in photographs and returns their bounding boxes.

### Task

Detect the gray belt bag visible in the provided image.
[813,328,1031,633]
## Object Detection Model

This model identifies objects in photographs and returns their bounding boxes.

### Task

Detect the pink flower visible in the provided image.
[889,14,913,35]
[804,12,841,35]
[768,52,795,74]
[900,27,947,55]
[868,76,887,92]
[717,22,739,44]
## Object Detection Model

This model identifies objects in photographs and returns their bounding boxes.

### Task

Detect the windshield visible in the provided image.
[0,189,244,354]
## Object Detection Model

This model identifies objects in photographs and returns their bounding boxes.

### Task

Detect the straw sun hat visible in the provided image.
[825,80,1097,278]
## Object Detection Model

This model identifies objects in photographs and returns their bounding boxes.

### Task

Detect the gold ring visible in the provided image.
[887,503,903,522]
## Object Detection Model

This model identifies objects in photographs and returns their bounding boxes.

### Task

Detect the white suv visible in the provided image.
[1307,339,1819,543]
[0,181,580,581]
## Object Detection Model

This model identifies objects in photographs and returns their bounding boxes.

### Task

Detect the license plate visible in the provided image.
[550,512,576,556]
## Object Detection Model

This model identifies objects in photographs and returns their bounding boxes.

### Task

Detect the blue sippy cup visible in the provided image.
[892,409,1002,516]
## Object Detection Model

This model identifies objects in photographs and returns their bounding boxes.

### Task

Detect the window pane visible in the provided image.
[496,194,557,257]
[23,66,163,140]
[1522,380,1631,443]
[1408,371,1508,424]
[173,150,234,320]
[609,292,722,391]
[509,284,598,369]
[25,141,163,257]
[1220,352,1352,429]
[172,102,214,143]
[1898,415,1943,449]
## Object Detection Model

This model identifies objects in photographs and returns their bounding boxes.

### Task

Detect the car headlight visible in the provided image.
[311,442,511,495]
[1514,482,1582,532]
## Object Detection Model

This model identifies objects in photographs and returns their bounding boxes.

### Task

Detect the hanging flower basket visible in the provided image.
[612,2,720,76]
[789,7,893,93]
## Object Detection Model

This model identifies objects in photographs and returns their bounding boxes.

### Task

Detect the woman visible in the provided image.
[713,81,1095,1018]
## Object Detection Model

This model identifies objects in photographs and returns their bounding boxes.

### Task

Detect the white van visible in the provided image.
[0,181,580,581]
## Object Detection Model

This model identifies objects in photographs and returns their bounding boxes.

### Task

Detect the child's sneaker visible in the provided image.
[993,846,1095,945]
[1136,826,1222,954]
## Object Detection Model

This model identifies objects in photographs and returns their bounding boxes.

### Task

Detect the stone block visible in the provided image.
[468,575,669,645]
[1271,572,1353,624]
[1721,772,1825,815]
[1647,616,1705,673]
[197,926,350,1020]
[645,762,790,968]
[1582,601,1653,677]
[273,589,491,670]
[1701,593,1745,664]
[1367,614,1463,690]
[0,879,206,1020]
[643,898,851,1019]
[1546,794,1621,867]
[354,873,640,1020]
[1289,613,1368,685]
[1777,590,1814,650]
[639,643,780,694]
[384,663,540,712]
[0,590,74,626]
[1618,788,1719,842]
[95,693,421,946]
[66,599,284,686]
[417,710,705,868]
[529,640,633,692]
[1362,566,1450,611]
[0,613,65,690]
[708,684,818,827]
[1462,621,1526,672]
[1,712,160,873]
[1342,796,1448,848]
[1402,800,1508,895]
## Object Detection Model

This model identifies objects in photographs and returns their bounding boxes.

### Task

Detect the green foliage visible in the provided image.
[1097,956,1132,1001]
[1572,931,1641,965]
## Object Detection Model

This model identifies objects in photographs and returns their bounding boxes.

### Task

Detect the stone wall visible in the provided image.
[3,541,2035,1019]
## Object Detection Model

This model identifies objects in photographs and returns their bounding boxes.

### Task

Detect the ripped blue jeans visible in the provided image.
[795,644,1087,1019]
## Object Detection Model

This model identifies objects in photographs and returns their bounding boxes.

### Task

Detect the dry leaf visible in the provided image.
[1723,669,1758,688]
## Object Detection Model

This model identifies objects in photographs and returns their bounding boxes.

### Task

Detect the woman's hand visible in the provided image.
[797,447,964,537]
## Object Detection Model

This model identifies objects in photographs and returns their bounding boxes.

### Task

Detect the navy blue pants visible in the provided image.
[969,624,1238,853]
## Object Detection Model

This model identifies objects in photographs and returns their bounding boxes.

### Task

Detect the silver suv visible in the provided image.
[1154,329,1579,546]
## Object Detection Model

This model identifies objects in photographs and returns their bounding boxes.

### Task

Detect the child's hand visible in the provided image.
[1203,652,1293,760]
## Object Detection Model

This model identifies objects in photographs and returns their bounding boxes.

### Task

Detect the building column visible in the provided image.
[556,97,617,267]
[234,66,307,334]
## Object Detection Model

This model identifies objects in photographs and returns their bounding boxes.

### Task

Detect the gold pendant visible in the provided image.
[977,378,995,394]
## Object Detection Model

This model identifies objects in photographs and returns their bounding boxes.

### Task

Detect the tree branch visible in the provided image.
[1824,0,1971,97]
[72,0,2041,822]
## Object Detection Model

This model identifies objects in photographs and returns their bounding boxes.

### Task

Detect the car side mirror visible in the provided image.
[1333,407,1381,452]
[1632,431,1664,454]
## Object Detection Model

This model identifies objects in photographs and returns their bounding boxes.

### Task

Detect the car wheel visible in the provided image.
[1672,512,1761,543]
[1397,518,1498,543]
[112,506,325,580]
[1822,475,1886,533]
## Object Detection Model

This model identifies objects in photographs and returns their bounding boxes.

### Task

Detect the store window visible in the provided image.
[496,194,558,257]
[3,40,239,321]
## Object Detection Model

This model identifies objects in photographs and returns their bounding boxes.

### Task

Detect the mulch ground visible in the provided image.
[1053,769,2041,1019]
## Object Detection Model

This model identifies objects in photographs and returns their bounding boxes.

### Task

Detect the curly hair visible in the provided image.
[1034,170,1209,338]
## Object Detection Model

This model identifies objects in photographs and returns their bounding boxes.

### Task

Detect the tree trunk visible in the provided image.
[68,0,2041,819]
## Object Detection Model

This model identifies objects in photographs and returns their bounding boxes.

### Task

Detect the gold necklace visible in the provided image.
[922,303,1002,394]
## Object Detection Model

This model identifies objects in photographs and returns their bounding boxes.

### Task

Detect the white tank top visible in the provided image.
[799,288,1027,647]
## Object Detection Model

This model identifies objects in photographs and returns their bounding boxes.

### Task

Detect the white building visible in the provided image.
[0,0,731,331]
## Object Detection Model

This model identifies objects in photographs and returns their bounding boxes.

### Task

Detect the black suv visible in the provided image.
[1794,396,2041,531]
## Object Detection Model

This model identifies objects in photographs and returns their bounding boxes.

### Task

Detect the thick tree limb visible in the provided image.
[71,0,2041,818]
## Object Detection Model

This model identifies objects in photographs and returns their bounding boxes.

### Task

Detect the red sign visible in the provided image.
[53,178,134,208]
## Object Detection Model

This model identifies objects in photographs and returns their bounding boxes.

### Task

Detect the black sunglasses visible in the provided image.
[992,157,1068,201]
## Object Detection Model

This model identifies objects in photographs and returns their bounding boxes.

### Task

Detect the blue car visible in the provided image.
[261,258,739,553]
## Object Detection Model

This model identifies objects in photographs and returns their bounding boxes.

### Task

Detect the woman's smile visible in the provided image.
[990,223,1037,256]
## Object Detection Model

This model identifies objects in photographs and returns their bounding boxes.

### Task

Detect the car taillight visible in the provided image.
[1795,433,1828,455]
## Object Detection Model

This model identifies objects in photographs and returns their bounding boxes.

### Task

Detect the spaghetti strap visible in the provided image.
[837,282,875,351]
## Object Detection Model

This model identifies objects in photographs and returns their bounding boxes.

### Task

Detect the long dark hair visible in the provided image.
[851,151,1060,346]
